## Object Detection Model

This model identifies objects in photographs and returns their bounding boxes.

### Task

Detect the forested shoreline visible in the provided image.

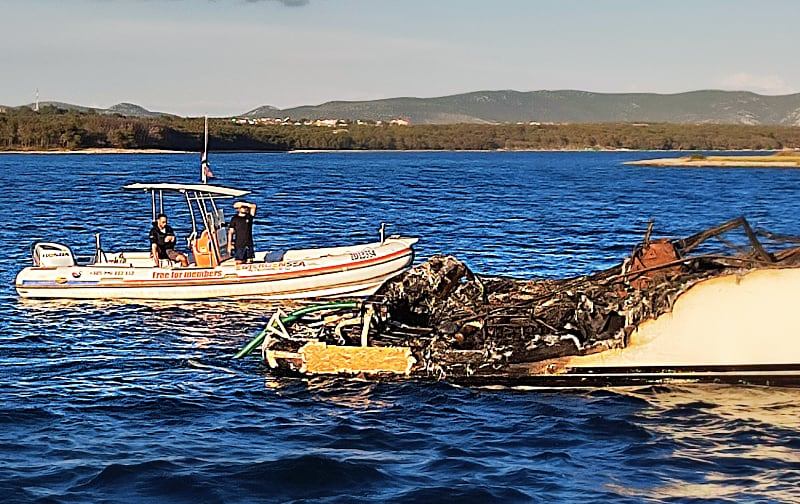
[2,106,800,152]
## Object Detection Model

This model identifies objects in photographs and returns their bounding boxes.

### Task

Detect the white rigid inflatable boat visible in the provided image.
[15,182,417,300]
[16,182,418,301]
[16,240,417,301]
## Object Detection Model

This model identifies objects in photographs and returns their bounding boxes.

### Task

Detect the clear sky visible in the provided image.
[1,0,798,116]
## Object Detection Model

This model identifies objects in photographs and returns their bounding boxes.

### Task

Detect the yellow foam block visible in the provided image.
[299,341,416,375]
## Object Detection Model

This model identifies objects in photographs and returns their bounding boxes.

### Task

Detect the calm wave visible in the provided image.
[2,151,800,502]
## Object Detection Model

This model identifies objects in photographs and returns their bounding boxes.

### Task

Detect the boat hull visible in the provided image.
[258,265,800,388]
[16,238,417,300]
[452,364,800,388]
[497,267,800,388]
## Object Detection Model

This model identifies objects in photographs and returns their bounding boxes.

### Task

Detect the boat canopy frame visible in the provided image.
[123,182,249,231]
[123,182,251,266]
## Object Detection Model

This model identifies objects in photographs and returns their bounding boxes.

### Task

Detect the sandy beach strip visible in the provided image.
[625,155,800,168]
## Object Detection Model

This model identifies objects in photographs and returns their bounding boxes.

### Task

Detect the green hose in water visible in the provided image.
[233,301,359,359]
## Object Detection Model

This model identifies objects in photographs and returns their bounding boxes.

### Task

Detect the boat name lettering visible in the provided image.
[242,260,306,271]
[350,249,376,261]
[152,270,224,279]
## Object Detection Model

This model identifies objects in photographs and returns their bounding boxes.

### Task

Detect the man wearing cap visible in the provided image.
[227,201,257,264]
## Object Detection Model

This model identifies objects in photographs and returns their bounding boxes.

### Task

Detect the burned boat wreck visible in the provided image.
[238,217,800,387]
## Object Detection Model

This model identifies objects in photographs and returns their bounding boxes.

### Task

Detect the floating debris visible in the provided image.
[237,217,800,386]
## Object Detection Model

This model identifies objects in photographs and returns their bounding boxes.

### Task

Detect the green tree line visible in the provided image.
[2,106,800,151]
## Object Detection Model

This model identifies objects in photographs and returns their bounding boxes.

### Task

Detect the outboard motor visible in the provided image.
[32,243,76,268]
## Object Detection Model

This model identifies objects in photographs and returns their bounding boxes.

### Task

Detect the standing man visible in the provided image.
[149,213,189,267]
[227,201,257,264]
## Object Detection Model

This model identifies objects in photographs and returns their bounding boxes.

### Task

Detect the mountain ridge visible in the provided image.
[9,101,173,118]
[5,89,800,125]
[244,89,800,125]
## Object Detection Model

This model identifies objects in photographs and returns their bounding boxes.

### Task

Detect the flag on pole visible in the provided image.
[201,116,214,183]
[201,152,213,182]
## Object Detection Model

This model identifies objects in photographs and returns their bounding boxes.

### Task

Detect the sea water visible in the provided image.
[1,151,799,502]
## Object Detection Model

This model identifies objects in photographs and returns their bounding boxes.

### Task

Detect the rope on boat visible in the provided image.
[233,302,359,359]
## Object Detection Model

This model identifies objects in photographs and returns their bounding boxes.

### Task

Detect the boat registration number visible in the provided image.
[350,249,376,261]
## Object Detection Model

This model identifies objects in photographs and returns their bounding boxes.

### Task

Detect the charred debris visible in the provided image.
[239,217,800,385]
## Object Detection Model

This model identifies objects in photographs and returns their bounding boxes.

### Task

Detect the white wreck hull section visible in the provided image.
[536,267,800,385]
[15,238,417,300]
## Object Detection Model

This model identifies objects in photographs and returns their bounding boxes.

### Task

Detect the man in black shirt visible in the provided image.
[149,213,189,267]
[227,201,257,264]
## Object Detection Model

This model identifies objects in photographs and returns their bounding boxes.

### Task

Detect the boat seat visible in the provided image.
[192,230,214,268]
[153,249,184,268]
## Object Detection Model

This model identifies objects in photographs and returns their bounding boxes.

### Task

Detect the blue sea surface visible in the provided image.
[1,151,800,503]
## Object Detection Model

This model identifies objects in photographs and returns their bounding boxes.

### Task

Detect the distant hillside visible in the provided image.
[244,105,281,117]
[244,90,800,125]
[16,101,172,118]
[4,107,800,152]
[106,102,169,118]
